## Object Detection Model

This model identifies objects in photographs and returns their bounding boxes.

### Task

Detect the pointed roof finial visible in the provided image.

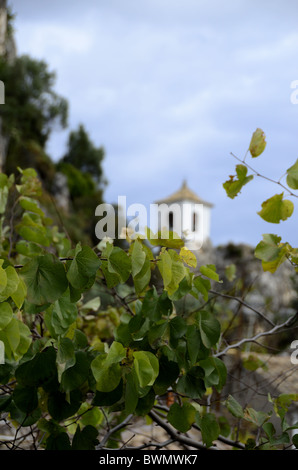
[154,180,213,207]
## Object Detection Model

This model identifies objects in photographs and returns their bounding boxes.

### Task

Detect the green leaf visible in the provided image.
[225,263,236,282]
[19,196,44,216]
[249,128,267,157]
[125,371,139,414]
[101,260,120,288]
[9,402,41,427]
[15,321,32,358]
[16,213,50,246]
[67,245,101,291]
[148,320,168,347]
[192,276,211,301]
[244,407,269,427]
[223,164,254,199]
[141,288,172,322]
[262,421,289,446]
[176,366,206,399]
[0,266,19,301]
[47,289,78,336]
[158,249,186,297]
[2,318,20,354]
[293,434,298,449]
[196,412,220,448]
[186,325,203,365]
[258,193,294,224]
[169,316,187,348]
[60,351,90,393]
[17,167,42,198]
[72,425,99,450]
[0,394,12,411]
[92,379,123,407]
[255,233,282,261]
[146,227,184,249]
[20,254,68,305]
[56,337,76,382]
[0,265,7,293]
[11,278,27,308]
[136,388,155,416]
[107,246,131,283]
[199,264,220,282]
[200,357,227,391]
[133,257,151,294]
[13,385,38,413]
[158,250,172,288]
[170,273,194,301]
[91,354,122,392]
[287,158,298,189]
[15,347,58,390]
[0,302,13,330]
[48,389,82,422]
[133,351,159,388]
[46,432,72,450]
[61,351,90,392]
[196,311,221,348]
[153,355,180,395]
[81,296,101,312]
[105,341,126,366]
[167,402,196,433]
[80,406,103,428]
[15,240,43,257]
[254,234,288,273]
[225,395,244,419]
[131,239,146,277]
[218,416,231,438]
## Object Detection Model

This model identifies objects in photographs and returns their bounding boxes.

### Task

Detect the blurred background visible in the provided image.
[2,0,298,247]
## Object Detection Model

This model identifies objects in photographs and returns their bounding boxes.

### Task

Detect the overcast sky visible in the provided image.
[9,0,298,248]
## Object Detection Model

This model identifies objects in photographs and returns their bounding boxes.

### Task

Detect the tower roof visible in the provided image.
[155,180,213,207]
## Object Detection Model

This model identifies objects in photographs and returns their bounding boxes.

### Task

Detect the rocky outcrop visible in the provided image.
[0,0,16,171]
[194,240,297,323]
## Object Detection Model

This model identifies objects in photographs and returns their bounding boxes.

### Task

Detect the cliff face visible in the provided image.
[0,1,6,56]
[0,0,16,171]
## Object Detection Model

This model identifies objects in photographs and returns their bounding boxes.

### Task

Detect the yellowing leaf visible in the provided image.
[179,247,197,268]
[255,234,289,273]
[249,128,266,157]
[223,165,253,199]
[258,193,294,224]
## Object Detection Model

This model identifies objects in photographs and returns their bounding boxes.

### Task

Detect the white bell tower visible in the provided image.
[154,180,213,250]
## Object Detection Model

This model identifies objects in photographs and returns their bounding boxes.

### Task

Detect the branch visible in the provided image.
[153,405,245,450]
[209,289,275,327]
[96,414,133,449]
[215,312,298,357]
[148,410,216,450]
[230,152,298,199]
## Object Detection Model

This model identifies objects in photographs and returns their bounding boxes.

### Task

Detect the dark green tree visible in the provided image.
[60,124,105,183]
[56,125,106,245]
[0,54,68,180]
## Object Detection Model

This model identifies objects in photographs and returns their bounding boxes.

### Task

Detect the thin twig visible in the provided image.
[148,410,216,450]
[230,152,298,198]
[96,414,133,449]
[209,289,275,327]
[215,312,298,357]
